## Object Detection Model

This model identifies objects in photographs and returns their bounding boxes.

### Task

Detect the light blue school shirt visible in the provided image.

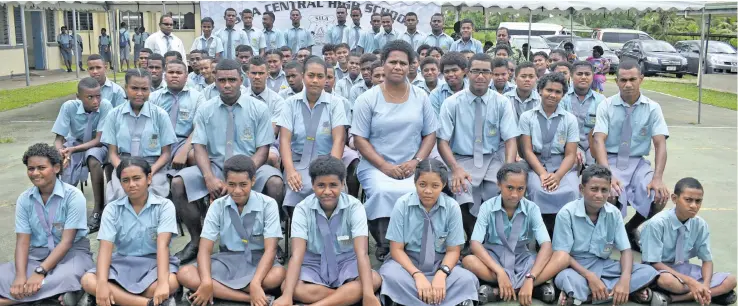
[374,29,399,51]
[278,86,301,100]
[341,25,369,51]
[335,74,363,100]
[438,89,519,155]
[292,193,368,255]
[201,193,282,252]
[191,94,274,167]
[99,35,111,46]
[399,31,427,51]
[504,89,541,121]
[262,28,286,51]
[471,195,550,246]
[326,23,348,45]
[553,198,631,259]
[561,89,606,144]
[148,86,205,137]
[423,32,454,52]
[98,193,178,257]
[15,179,88,247]
[217,27,250,60]
[190,35,224,58]
[58,33,73,47]
[284,26,315,53]
[490,80,516,95]
[361,30,381,53]
[593,93,670,157]
[334,65,348,83]
[249,87,285,124]
[518,103,580,155]
[277,90,348,155]
[187,72,205,89]
[101,79,126,108]
[429,81,467,116]
[348,81,370,102]
[415,79,445,96]
[101,101,177,157]
[242,27,267,51]
[332,93,353,125]
[267,70,289,93]
[52,98,113,141]
[450,37,484,53]
[640,208,712,263]
[386,192,465,253]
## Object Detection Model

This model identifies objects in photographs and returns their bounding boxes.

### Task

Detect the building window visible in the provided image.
[64,11,93,31]
[171,12,195,30]
[119,12,142,31]
[0,4,9,45]
[13,6,22,44]
[45,9,55,42]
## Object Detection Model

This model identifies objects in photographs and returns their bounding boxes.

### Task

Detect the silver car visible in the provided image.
[675,40,737,74]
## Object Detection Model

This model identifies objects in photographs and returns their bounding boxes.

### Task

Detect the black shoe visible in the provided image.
[87,212,102,233]
[80,68,86,71]
[627,230,641,253]
[175,242,198,263]
[714,290,737,305]
[67,69,73,72]
[375,246,389,262]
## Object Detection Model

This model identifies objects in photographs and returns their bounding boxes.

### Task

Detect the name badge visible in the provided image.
[558,133,566,145]
[435,236,447,249]
[321,121,331,134]
[149,134,158,149]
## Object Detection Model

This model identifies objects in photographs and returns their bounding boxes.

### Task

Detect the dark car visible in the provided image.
[555,38,620,74]
[675,40,737,75]
[542,35,573,49]
[617,39,688,77]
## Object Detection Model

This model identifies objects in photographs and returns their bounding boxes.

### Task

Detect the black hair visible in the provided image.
[224,7,237,16]
[493,43,513,57]
[618,60,642,76]
[420,57,439,70]
[303,56,327,73]
[406,12,417,19]
[101,28,107,33]
[159,14,173,24]
[120,22,127,27]
[22,143,63,169]
[497,27,509,35]
[165,59,187,71]
[309,155,346,182]
[414,159,453,197]
[201,17,214,26]
[163,50,183,61]
[460,18,474,28]
[563,41,574,49]
[370,60,383,74]
[124,68,152,85]
[223,154,256,180]
[492,58,508,70]
[416,44,431,55]
[440,51,467,71]
[572,60,594,73]
[266,49,284,60]
[536,71,568,93]
[290,8,300,15]
[496,162,529,183]
[515,61,537,77]
[263,11,275,20]
[381,40,415,65]
[236,45,254,54]
[347,51,362,60]
[147,53,164,66]
[350,7,362,14]
[78,77,101,92]
[139,48,153,55]
[372,49,381,55]
[427,46,444,57]
[321,44,335,54]
[359,53,378,66]
[249,55,267,67]
[116,156,152,180]
[469,53,493,70]
[550,49,568,60]
[674,177,703,195]
[284,60,304,73]
[87,54,103,63]
[335,43,350,52]
[581,164,612,185]
[241,8,253,15]
[215,59,243,77]
[550,61,573,74]
[279,46,292,53]
[532,51,549,61]
[460,50,475,56]
[335,5,347,12]
[380,12,393,19]
[592,45,604,55]
[189,49,205,56]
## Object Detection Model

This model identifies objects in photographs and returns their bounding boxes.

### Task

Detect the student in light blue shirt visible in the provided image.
[81,157,180,306]
[550,165,659,306]
[505,62,541,121]
[98,28,113,67]
[346,53,376,102]
[399,12,426,51]
[248,55,286,170]
[491,58,516,95]
[285,10,315,54]
[177,155,286,305]
[186,51,206,91]
[361,13,383,54]
[374,13,399,51]
[342,7,370,53]
[379,159,478,306]
[279,61,305,99]
[424,13,454,52]
[334,52,364,100]
[0,144,93,306]
[58,26,73,72]
[551,62,576,96]
[450,19,484,54]
[217,8,250,60]
[52,78,112,232]
[591,61,670,251]
[276,156,381,306]
[561,61,606,166]
[262,12,285,52]
[429,52,468,116]
[641,177,737,305]
[190,17,223,58]
[266,50,289,93]
[326,7,349,45]
[416,57,444,95]
[146,54,168,92]
[240,9,267,55]
[87,54,126,107]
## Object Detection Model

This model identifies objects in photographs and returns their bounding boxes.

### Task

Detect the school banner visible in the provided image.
[200,1,441,54]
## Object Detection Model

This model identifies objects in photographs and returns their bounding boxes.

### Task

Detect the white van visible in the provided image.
[498,22,571,37]
[591,28,654,52]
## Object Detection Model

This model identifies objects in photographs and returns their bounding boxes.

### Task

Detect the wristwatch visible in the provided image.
[438,265,451,276]
[525,273,536,281]
[34,266,48,276]
[413,156,422,163]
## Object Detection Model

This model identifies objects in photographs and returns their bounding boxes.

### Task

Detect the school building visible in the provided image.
[0,1,203,78]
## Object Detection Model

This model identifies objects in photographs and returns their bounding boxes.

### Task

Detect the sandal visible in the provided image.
[714,290,737,305]
[630,287,671,306]
[534,282,557,304]
[558,291,575,306]
[478,284,500,304]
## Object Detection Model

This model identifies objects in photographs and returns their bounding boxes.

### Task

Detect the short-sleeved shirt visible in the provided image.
[192,94,273,168]
[326,23,348,45]
[552,198,630,259]
[561,89,606,145]
[450,38,484,53]
[386,192,465,253]
[52,99,113,141]
[262,29,286,51]
[217,27,250,60]
[190,35,224,58]
[101,79,127,108]
[15,179,88,247]
[291,193,368,255]
[341,25,370,51]
[249,87,285,124]
[201,193,282,252]
[415,79,446,96]
[144,31,187,58]
[335,74,363,101]
[349,81,371,103]
[58,33,73,48]
[518,103,579,155]
[438,89,519,155]
[593,93,670,157]
[99,35,111,46]
[399,31,426,51]
[242,27,267,52]
[133,32,149,46]
[149,87,205,137]
[284,27,315,52]
[429,82,467,116]
[267,70,289,93]
[119,29,130,47]
[471,195,550,246]
[360,30,381,53]
[504,89,542,121]
[374,29,399,51]
[640,208,713,263]
[423,33,454,52]
[278,86,301,100]
[98,193,178,256]
[277,90,348,156]
[351,86,438,166]
[101,101,177,157]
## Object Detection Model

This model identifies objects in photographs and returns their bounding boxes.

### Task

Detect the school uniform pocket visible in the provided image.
[146,226,158,242]
[485,120,501,147]
[435,231,449,252]
[584,114,597,128]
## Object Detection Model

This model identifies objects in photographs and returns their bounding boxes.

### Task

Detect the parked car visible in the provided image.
[592,28,653,52]
[675,40,737,74]
[618,39,688,77]
[555,38,620,73]
[510,35,551,56]
[542,35,574,49]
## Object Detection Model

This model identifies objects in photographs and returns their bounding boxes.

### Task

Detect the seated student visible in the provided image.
[332,43,350,81]
[591,61,670,250]
[274,156,382,306]
[462,163,557,305]
[532,52,550,78]
[415,57,444,95]
[334,52,365,100]
[641,177,737,305]
[550,62,575,95]
[80,157,180,306]
[551,165,659,306]
[0,144,93,306]
[197,57,216,92]
[279,46,293,62]
[408,56,424,86]
[247,56,286,170]
[437,53,519,255]
[279,61,305,99]
[279,56,348,216]
[52,77,113,232]
[235,45,253,88]
[429,52,468,116]
[561,61,606,167]
[171,59,284,264]
[148,59,206,172]
[379,159,478,306]
[324,64,361,199]
[146,54,167,92]
[266,50,289,93]
[369,60,385,87]
[519,72,580,237]
[186,51,206,91]
[507,60,517,83]
[87,54,126,107]
[348,53,378,102]
[504,62,541,121]
[178,155,286,305]
[101,69,176,204]
[490,58,515,95]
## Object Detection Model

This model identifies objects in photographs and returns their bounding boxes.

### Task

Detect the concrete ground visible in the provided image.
[0,82,734,306]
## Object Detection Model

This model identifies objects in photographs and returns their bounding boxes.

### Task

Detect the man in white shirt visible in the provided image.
[144,15,187,59]
[241,8,266,55]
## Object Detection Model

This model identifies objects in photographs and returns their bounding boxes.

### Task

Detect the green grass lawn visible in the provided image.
[0,72,125,112]
[640,79,737,111]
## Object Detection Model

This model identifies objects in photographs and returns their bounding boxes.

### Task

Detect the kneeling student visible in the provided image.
[81,157,180,306]
[178,155,285,306]
[274,156,381,306]
[641,177,737,305]
[462,162,556,305]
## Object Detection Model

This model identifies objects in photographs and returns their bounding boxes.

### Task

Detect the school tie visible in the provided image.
[473,97,484,168]
[419,209,435,272]
[164,34,171,52]
[353,27,360,49]
[616,105,636,170]
[675,225,686,264]
[227,29,233,59]
[34,197,61,251]
[227,207,254,264]
[265,31,273,49]
[245,29,252,48]
[83,112,95,142]
[297,102,326,170]
[225,105,235,160]
[168,92,180,131]
[409,33,416,49]
[290,28,299,53]
[435,35,440,48]
[316,212,339,283]
[537,112,562,166]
